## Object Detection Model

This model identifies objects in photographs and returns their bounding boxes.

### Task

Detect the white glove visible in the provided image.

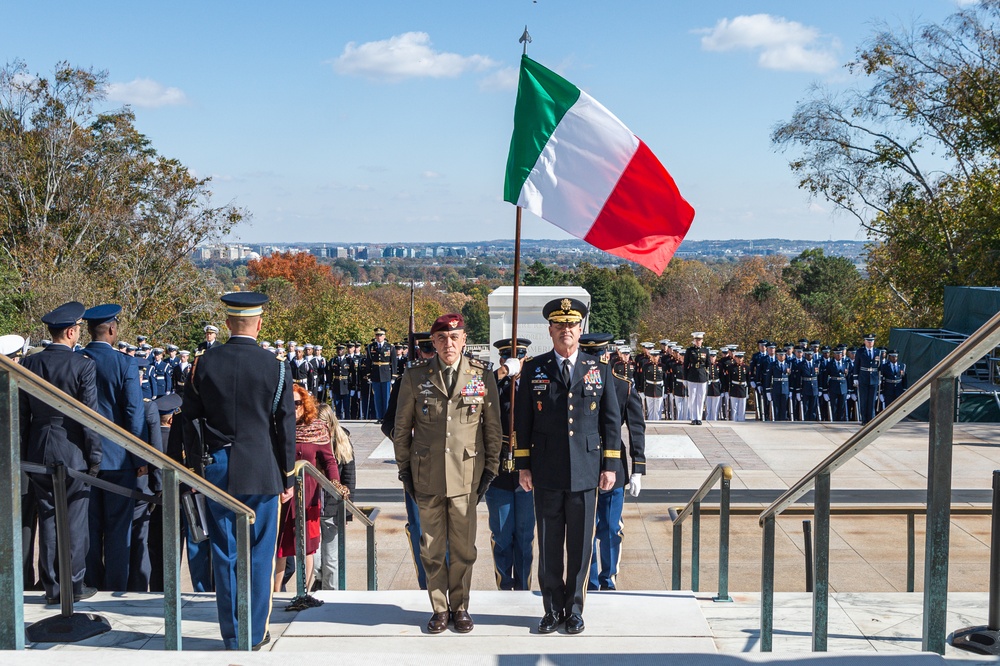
[628,473,642,497]
[823,394,830,402]
[750,381,757,389]
[795,394,802,402]
[503,357,521,377]
[765,391,771,399]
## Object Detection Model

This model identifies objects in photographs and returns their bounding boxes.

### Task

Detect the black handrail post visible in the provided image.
[760,514,775,652]
[803,520,813,593]
[813,472,831,652]
[922,377,955,655]
[691,501,701,593]
[337,493,347,590]
[162,470,182,650]
[907,512,915,593]
[715,473,732,602]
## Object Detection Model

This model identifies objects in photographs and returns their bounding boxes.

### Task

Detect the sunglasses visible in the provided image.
[294,400,303,406]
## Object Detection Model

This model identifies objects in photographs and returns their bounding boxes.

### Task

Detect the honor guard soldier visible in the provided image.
[172,350,191,396]
[767,348,792,421]
[705,350,722,420]
[880,350,907,407]
[670,346,688,420]
[515,298,621,636]
[581,333,645,592]
[393,314,502,634]
[165,345,180,370]
[313,345,328,402]
[486,336,535,591]
[368,327,394,420]
[641,349,665,421]
[329,344,352,419]
[728,352,749,421]
[137,355,154,400]
[79,304,146,592]
[748,340,768,420]
[21,302,101,605]
[822,347,850,421]
[151,348,173,396]
[346,342,360,418]
[796,348,821,421]
[684,333,710,424]
[854,334,881,423]
[182,292,296,651]
[197,325,220,352]
[291,345,315,392]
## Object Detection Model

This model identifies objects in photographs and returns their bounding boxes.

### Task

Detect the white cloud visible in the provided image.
[332,32,497,81]
[421,171,442,179]
[107,78,188,108]
[479,66,519,92]
[699,14,839,74]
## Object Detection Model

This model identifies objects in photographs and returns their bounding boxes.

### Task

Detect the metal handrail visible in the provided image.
[0,353,256,651]
[291,460,380,596]
[668,463,732,602]
[757,306,1000,655]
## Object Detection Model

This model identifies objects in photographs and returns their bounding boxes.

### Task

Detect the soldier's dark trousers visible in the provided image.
[858,383,877,423]
[30,471,90,601]
[86,469,137,590]
[333,394,350,420]
[534,486,596,617]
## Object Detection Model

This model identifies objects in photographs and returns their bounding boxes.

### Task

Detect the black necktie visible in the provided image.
[562,358,572,385]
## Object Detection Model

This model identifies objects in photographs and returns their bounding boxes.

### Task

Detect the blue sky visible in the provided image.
[3,1,975,244]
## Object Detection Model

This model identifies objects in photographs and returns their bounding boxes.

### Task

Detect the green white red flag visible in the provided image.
[504,56,695,275]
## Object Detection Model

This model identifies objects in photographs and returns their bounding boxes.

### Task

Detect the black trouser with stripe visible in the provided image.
[533,486,596,618]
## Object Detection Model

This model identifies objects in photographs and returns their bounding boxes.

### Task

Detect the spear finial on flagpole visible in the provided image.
[520,26,532,55]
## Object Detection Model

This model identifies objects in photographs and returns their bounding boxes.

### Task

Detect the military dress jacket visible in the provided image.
[328,356,351,396]
[393,354,502,498]
[181,337,296,495]
[822,358,851,396]
[794,359,820,398]
[367,340,395,383]
[20,344,102,471]
[684,346,710,383]
[853,348,882,387]
[79,341,144,470]
[514,350,622,492]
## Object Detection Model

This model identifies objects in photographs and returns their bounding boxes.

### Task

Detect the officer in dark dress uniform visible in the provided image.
[822,347,850,422]
[485,337,535,591]
[581,333,645,591]
[854,334,882,424]
[796,349,821,421]
[78,303,145,592]
[329,344,352,419]
[515,298,621,636]
[21,302,101,604]
[196,324,220,352]
[880,350,907,406]
[171,350,191,397]
[728,351,750,421]
[368,327,394,420]
[766,349,792,421]
[182,292,296,651]
[151,348,172,396]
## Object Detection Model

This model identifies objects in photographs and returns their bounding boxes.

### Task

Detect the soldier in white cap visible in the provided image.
[684,332,710,425]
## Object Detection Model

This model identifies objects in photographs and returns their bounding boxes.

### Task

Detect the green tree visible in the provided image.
[783,249,862,341]
[772,2,1000,323]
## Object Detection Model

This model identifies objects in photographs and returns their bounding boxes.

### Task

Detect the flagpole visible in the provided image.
[504,26,531,474]
[503,205,523,474]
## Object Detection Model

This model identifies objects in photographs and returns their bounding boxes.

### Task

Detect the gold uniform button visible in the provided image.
[447,416,452,421]
[447,433,451,438]
[568,418,574,424]
[569,430,574,437]
[446,448,451,453]
[568,392,573,398]
[569,405,574,411]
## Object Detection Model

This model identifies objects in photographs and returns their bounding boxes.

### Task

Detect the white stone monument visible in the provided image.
[487,286,591,367]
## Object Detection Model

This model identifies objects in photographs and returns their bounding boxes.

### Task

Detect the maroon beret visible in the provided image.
[430,313,465,334]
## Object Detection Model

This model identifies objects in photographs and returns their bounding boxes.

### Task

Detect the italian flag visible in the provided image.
[504,56,695,275]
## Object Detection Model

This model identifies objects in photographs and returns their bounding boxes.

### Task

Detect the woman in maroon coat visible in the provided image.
[273,384,340,592]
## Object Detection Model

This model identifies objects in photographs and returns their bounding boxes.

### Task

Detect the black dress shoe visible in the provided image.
[452,609,474,633]
[427,611,450,634]
[565,612,585,634]
[538,610,564,634]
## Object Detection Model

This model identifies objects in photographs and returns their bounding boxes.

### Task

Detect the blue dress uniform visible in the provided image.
[514,298,622,634]
[329,347,352,420]
[368,328,394,420]
[129,398,162,591]
[181,292,296,651]
[151,350,173,396]
[755,344,777,420]
[78,304,146,592]
[582,334,645,592]
[880,351,907,406]
[20,302,102,603]
[766,352,792,421]
[822,351,850,421]
[854,337,882,424]
[485,337,535,591]
[795,352,821,421]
